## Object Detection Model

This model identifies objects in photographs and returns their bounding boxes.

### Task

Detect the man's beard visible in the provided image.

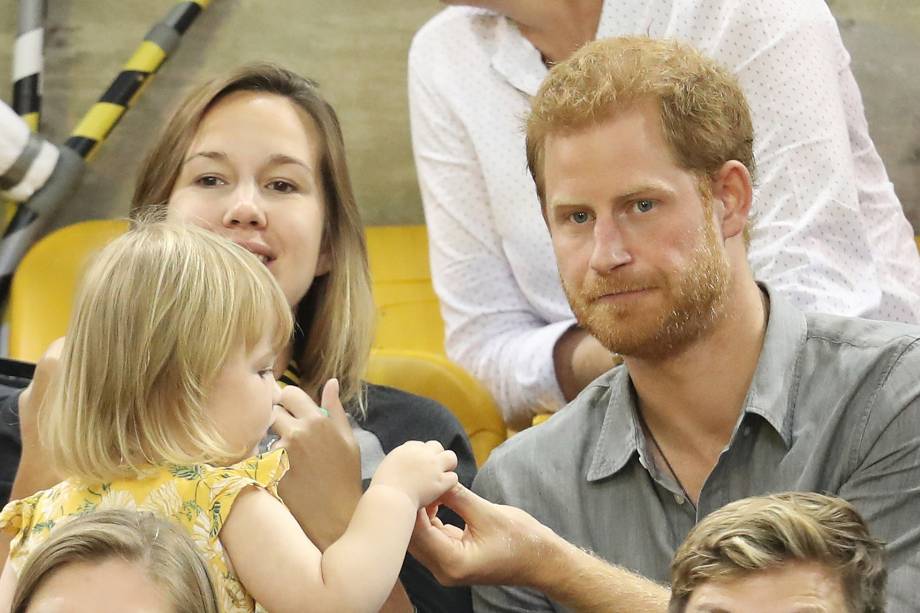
[563,216,731,360]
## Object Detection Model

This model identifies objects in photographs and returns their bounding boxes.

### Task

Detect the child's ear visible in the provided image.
[710,160,753,241]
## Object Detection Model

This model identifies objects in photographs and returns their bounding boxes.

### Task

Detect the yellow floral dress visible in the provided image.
[0,449,288,613]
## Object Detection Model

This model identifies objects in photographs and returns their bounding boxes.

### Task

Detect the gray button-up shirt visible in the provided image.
[473,288,920,612]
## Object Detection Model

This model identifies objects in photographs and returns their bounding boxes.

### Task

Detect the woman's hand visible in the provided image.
[372,441,458,508]
[271,379,363,550]
[9,338,66,501]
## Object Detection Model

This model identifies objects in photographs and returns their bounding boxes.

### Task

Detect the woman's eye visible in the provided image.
[635,199,655,213]
[195,175,225,187]
[569,211,591,224]
[267,180,296,193]
[258,368,274,378]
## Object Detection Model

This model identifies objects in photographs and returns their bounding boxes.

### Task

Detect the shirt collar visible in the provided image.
[586,367,641,481]
[742,284,807,447]
[585,284,806,482]
[490,13,547,97]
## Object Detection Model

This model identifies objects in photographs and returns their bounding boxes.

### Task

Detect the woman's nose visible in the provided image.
[223,187,267,228]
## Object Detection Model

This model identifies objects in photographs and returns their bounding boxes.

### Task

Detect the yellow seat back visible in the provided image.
[9,219,129,362]
[366,350,505,466]
[366,225,505,464]
[366,225,445,354]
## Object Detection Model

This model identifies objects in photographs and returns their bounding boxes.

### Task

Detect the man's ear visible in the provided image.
[711,160,753,241]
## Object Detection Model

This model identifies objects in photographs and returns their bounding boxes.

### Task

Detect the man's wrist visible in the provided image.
[524,525,580,590]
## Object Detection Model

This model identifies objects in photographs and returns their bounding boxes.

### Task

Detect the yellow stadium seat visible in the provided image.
[10,221,507,465]
[9,219,129,362]
[366,225,445,354]
[365,350,506,466]
[366,225,506,463]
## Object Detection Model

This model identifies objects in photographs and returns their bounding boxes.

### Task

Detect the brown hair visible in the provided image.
[669,492,887,613]
[526,36,755,207]
[12,510,219,613]
[132,63,373,410]
[41,220,292,480]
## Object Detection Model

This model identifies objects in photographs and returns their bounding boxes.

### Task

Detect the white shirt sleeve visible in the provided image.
[0,100,58,202]
[409,39,569,427]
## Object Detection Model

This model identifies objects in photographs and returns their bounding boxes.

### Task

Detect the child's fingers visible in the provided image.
[424,440,446,453]
[439,450,458,471]
[441,471,460,492]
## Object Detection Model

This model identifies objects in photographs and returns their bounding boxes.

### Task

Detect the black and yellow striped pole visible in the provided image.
[66,0,211,158]
[0,0,211,305]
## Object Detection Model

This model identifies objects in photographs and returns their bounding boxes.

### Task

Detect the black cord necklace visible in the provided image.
[637,408,697,513]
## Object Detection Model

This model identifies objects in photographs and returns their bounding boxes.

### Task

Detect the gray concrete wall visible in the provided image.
[1,1,918,235]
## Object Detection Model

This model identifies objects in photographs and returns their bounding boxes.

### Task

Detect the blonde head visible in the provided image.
[12,510,219,613]
[669,492,887,613]
[132,63,373,411]
[526,36,755,210]
[41,218,293,482]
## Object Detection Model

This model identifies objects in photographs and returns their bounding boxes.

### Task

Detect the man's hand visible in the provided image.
[409,484,564,587]
[271,379,363,550]
[410,484,670,612]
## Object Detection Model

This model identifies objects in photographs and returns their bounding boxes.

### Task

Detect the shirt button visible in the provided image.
[674,494,685,505]
[742,426,752,437]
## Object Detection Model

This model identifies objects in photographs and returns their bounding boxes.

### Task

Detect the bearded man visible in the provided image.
[409,37,920,613]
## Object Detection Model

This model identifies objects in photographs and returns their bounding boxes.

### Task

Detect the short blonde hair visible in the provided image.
[12,510,218,613]
[40,219,293,482]
[132,63,374,411]
[526,36,755,206]
[670,493,887,613]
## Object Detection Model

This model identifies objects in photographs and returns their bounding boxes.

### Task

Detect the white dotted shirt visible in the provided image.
[409,0,920,424]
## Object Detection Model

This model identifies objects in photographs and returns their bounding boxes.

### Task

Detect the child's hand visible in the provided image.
[372,441,459,508]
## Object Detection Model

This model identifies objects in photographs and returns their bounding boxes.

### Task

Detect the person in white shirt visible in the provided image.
[409,0,920,428]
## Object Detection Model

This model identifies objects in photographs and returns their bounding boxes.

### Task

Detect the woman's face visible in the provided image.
[168,91,329,308]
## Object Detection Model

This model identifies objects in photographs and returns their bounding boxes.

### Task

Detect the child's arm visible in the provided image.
[0,556,17,612]
[221,441,458,613]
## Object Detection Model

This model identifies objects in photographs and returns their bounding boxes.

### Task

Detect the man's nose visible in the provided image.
[589,216,632,272]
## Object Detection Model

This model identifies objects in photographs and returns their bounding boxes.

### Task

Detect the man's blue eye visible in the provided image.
[635,199,654,213]
[570,212,590,224]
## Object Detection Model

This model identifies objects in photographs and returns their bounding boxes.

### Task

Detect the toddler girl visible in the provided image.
[0,221,458,612]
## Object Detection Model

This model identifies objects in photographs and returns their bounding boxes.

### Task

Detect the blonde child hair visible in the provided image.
[40,218,293,482]
[6,217,459,613]
[12,510,219,613]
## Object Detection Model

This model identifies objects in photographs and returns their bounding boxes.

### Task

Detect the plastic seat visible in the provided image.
[366,225,506,464]
[365,349,506,466]
[9,219,129,362]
